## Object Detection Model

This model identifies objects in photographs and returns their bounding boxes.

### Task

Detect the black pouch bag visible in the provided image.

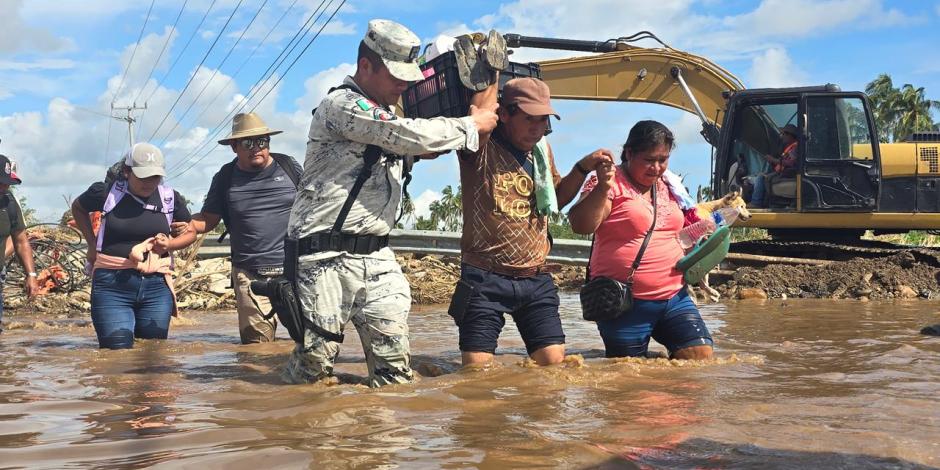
[248,238,305,343]
[447,278,476,325]
[580,276,633,322]
[278,238,305,343]
[580,182,657,322]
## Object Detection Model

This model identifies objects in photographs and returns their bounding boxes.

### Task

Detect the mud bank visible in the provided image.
[715,251,940,300]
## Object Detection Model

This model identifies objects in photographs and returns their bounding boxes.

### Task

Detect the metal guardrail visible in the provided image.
[197,229,592,265]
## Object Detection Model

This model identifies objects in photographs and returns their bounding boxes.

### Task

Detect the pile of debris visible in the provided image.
[714,251,940,300]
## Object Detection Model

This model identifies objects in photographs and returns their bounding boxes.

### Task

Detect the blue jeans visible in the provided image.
[91,268,173,349]
[597,288,713,358]
[751,173,768,206]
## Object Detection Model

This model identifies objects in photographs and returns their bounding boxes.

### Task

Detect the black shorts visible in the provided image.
[448,263,565,355]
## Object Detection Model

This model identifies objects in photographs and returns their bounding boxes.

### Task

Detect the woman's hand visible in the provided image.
[578,149,615,173]
[595,160,616,191]
[152,233,171,255]
[170,222,190,237]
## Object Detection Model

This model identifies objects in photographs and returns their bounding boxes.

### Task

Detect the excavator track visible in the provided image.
[731,239,940,267]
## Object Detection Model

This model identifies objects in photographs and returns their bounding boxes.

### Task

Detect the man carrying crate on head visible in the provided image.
[281,19,499,388]
[447,34,614,367]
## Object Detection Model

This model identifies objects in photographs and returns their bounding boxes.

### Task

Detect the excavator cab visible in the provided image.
[717,88,880,213]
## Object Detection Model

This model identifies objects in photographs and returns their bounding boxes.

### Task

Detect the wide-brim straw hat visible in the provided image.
[218,112,283,144]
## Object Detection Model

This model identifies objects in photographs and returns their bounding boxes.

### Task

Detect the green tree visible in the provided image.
[396,196,416,229]
[865,74,940,142]
[548,212,588,240]
[428,185,462,231]
[893,84,940,140]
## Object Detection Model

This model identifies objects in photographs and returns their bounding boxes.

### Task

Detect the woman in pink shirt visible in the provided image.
[569,121,713,359]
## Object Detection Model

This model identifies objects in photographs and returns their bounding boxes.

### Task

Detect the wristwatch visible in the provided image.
[27,272,37,277]
[574,161,590,175]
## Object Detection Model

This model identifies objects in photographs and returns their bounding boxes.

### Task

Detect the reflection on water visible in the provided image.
[1,296,938,468]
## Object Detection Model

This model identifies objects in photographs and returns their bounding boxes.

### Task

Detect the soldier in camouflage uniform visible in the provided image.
[283,19,498,388]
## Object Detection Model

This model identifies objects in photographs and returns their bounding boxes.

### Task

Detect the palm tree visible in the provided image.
[893,84,940,141]
[397,196,416,229]
[865,74,900,143]
[865,74,940,142]
[428,185,463,232]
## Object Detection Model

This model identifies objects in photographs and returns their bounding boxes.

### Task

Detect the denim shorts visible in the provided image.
[596,288,713,358]
[448,263,565,355]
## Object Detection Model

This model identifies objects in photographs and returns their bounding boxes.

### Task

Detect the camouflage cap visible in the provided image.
[363,19,424,82]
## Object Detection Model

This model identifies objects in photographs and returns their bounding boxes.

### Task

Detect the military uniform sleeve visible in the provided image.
[322,95,480,155]
[200,168,225,216]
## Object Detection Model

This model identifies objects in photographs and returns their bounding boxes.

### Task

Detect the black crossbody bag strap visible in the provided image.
[332,144,383,233]
[585,182,657,283]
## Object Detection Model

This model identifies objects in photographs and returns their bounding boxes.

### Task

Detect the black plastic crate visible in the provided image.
[402,51,542,119]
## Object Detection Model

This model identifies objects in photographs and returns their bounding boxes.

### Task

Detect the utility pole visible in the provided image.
[111,103,148,148]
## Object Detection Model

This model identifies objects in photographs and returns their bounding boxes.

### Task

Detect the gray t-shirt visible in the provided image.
[202,158,300,269]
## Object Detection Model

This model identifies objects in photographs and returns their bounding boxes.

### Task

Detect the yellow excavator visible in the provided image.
[506,33,940,240]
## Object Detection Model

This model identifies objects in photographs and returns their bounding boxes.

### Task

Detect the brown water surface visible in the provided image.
[1,296,938,468]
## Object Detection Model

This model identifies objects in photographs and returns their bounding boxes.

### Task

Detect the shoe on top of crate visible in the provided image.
[454,35,493,91]
[481,30,508,72]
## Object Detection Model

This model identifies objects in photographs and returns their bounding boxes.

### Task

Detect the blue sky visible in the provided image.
[1,0,939,222]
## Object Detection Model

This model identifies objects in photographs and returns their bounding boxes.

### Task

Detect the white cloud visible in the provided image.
[671,112,707,147]
[200,30,216,40]
[411,189,441,219]
[748,47,809,88]
[321,20,356,36]
[0,59,74,72]
[0,0,70,55]
[474,0,920,62]
[294,63,356,113]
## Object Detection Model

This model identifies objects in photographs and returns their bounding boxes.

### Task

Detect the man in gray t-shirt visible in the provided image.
[177,113,301,344]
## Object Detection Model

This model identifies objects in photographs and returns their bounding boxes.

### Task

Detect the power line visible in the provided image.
[139,0,219,121]
[72,104,113,119]
[172,0,301,144]
[112,0,156,104]
[147,0,245,142]
[168,0,345,180]
[153,0,271,145]
[130,0,189,108]
[249,0,345,113]
[165,0,331,176]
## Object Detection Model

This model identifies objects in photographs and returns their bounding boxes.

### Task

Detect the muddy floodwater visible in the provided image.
[1,296,938,469]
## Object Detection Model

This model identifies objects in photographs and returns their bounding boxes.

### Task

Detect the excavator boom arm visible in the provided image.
[507,34,745,145]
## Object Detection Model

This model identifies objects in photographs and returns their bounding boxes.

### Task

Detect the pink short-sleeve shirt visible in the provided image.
[582,169,686,300]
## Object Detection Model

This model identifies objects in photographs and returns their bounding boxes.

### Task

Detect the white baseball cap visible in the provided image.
[124,142,166,178]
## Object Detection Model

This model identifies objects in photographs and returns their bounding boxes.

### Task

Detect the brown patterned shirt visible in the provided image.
[458,132,561,276]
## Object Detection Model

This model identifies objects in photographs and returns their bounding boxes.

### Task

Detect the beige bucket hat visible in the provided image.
[218,112,283,144]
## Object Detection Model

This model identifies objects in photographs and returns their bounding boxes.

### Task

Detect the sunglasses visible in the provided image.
[238,137,270,150]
